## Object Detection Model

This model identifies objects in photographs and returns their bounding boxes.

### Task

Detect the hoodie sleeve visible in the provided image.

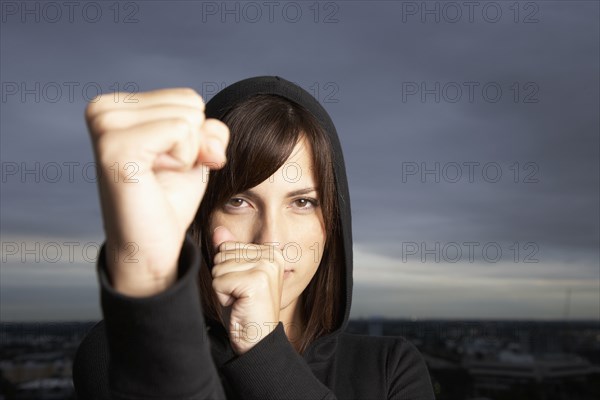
[219,322,337,400]
[387,338,436,400]
[94,234,227,400]
[219,328,436,400]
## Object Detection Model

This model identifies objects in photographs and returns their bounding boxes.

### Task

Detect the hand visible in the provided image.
[211,226,286,355]
[85,88,229,297]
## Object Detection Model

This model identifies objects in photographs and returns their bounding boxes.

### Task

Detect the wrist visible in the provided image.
[112,271,177,297]
[230,321,281,355]
[107,259,178,298]
[104,239,182,297]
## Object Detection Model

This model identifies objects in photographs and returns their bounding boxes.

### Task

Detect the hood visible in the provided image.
[204,76,353,361]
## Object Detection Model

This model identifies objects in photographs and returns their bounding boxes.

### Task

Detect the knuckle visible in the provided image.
[88,111,112,134]
[216,242,228,254]
[171,116,188,128]
[249,269,271,286]
[272,249,285,264]
[95,131,122,165]
[176,87,196,96]
[170,117,192,136]
[213,252,223,266]
[84,97,103,121]
[206,119,229,140]
[176,88,205,109]
[259,244,272,252]
[84,101,97,120]
[182,109,203,128]
[85,92,116,117]
[254,258,268,267]
[257,258,278,273]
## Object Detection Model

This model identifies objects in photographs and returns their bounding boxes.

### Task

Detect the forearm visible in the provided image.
[98,234,226,400]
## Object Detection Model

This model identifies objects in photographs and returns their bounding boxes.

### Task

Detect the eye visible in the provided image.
[293,197,319,210]
[225,198,249,209]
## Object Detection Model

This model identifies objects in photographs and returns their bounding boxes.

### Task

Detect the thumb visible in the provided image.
[212,225,237,252]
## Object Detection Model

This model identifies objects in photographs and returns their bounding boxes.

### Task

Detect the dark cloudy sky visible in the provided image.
[1,0,598,321]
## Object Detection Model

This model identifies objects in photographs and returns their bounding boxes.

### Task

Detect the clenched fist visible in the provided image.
[85,88,229,297]
[211,226,287,355]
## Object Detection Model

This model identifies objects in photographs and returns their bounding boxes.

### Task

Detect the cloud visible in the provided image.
[1,1,598,320]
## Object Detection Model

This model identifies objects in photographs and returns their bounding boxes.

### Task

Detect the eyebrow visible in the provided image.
[242,187,318,199]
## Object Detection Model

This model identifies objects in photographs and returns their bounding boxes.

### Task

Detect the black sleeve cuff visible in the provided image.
[97,234,226,400]
[220,322,336,399]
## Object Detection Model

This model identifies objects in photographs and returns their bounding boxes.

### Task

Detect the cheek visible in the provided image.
[295,223,326,271]
[208,210,226,231]
[210,212,253,242]
[282,233,324,305]
[209,215,222,233]
[307,216,326,264]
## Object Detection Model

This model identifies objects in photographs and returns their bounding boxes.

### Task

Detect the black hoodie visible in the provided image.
[72,76,436,400]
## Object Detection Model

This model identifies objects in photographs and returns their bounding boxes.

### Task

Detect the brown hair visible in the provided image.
[187,94,344,354]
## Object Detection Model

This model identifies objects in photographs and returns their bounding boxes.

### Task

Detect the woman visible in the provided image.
[73,76,435,399]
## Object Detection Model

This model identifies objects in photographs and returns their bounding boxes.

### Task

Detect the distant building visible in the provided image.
[367,317,384,336]
[0,352,71,384]
[463,350,594,392]
[15,378,74,400]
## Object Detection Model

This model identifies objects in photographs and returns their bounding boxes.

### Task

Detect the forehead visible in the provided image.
[254,137,316,192]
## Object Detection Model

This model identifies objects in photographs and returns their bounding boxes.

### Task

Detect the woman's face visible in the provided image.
[209,136,326,311]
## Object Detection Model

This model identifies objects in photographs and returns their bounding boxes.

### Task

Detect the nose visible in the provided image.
[253,211,284,251]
